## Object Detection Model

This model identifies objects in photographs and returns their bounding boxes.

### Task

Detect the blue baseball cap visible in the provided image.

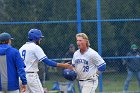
[0,32,13,41]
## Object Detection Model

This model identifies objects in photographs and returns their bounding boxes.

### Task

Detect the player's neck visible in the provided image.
[80,47,88,54]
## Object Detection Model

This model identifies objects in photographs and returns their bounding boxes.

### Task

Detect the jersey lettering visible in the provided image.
[75,59,88,65]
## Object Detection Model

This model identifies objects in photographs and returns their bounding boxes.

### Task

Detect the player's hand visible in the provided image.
[64,63,74,70]
[57,63,74,70]
[90,74,99,81]
[21,84,26,92]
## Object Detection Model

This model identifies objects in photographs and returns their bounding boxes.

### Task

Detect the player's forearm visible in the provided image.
[42,58,74,69]
[57,63,67,68]
[57,63,74,70]
[42,58,57,67]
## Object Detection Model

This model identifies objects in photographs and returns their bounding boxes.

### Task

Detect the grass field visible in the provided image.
[44,71,139,93]
[102,72,139,92]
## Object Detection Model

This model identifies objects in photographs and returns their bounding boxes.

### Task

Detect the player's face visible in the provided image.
[76,37,87,50]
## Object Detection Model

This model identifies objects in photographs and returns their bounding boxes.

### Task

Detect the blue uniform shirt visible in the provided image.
[0,44,27,91]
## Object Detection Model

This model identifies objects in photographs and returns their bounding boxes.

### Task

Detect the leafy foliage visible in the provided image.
[0,0,139,58]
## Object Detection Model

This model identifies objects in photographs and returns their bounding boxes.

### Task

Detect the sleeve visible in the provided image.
[15,50,27,85]
[34,45,47,62]
[42,58,57,67]
[72,53,76,67]
[92,51,106,71]
[92,51,105,66]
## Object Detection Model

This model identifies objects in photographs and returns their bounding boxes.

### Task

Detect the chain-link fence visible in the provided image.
[0,0,140,92]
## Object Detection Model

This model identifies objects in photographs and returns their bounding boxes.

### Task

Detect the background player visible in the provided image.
[72,33,106,93]
[19,29,73,93]
[123,44,140,92]
[0,32,27,93]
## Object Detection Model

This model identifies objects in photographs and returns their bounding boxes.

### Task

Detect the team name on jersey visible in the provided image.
[75,59,88,65]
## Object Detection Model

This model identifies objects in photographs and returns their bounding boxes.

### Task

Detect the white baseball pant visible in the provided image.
[23,72,44,93]
[79,79,98,93]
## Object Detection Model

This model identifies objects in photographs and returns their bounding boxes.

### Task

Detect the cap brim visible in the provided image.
[41,36,44,38]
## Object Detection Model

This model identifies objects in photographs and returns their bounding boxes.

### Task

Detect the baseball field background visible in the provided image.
[0,0,140,92]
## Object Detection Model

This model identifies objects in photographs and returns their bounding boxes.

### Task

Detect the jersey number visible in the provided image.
[83,66,89,72]
[22,50,26,61]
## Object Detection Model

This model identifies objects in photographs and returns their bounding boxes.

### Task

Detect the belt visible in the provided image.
[79,79,92,81]
[26,72,35,73]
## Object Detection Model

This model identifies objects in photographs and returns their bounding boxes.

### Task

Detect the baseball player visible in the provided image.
[72,33,106,93]
[19,29,73,93]
[0,32,27,93]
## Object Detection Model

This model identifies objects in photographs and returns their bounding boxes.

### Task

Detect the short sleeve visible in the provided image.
[72,53,76,64]
[72,58,75,64]
[92,51,105,66]
[34,46,47,62]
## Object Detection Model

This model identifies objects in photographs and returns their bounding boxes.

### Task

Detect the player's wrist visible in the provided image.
[57,63,67,68]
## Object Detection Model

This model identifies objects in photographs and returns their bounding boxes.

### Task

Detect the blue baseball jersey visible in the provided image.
[0,44,27,91]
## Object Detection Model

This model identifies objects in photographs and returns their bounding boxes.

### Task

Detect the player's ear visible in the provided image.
[86,40,88,46]
[86,40,90,46]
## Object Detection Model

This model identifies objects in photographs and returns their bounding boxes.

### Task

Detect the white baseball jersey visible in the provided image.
[19,42,47,72]
[72,47,105,80]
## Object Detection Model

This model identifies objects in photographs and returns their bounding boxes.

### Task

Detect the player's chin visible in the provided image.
[78,45,81,49]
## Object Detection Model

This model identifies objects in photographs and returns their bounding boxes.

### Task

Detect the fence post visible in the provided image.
[77,0,81,33]
[97,0,103,92]
[76,0,82,93]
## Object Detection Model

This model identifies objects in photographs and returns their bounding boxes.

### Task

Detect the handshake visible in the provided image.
[57,62,75,70]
